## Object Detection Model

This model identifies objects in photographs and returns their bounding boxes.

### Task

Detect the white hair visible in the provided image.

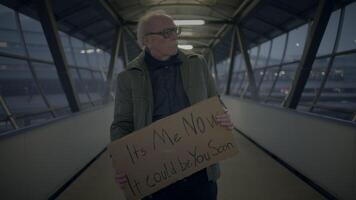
[136,10,173,49]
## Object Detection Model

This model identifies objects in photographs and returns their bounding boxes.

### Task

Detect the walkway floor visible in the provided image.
[57,131,325,200]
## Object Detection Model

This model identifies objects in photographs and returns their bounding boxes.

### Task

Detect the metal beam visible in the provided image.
[0,96,18,129]
[241,25,270,40]
[253,15,286,32]
[56,2,92,22]
[310,6,345,112]
[264,0,309,23]
[194,0,233,20]
[37,0,80,112]
[209,48,219,84]
[266,33,289,101]
[98,0,140,49]
[16,11,56,117]
[208,0,261,50]
[225,27,238,95]
[236,25,259,100]
[284,0,334,109]
[68,17,105,35]
[178,36,219,40]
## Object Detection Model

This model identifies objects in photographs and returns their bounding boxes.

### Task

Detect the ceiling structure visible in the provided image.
[1,0,354,63]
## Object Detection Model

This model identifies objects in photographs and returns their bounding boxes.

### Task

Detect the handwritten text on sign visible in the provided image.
[108,96,239,200]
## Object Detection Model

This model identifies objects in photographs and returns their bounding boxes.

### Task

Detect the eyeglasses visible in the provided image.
[144,27,181,39]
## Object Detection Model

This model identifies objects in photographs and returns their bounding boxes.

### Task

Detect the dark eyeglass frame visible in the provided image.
[144,26,181,39]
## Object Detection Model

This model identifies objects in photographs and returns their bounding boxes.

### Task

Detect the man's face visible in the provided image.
[144,16,178,59]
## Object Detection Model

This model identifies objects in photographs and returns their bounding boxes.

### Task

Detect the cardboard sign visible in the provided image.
[108,96,239,200]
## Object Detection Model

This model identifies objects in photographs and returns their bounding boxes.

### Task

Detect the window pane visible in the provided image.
[97,49,106,72]
[16,112,52,128]
[270,63,298,103]
[317,9,340,56]
[312,107,353,121]
[85,43,99,70]
[249,46,259,68]
[259,67,278,98]
[0,56,50,126]
[70,68,90,104]
[19,14,53,61]
[216,59,229,93]
[70,37,89,67]
[0,4,25,56]
[236,72,246,96]
[269,34,286,65]
[78,69,96,102]
[59,32,75,66]
[234,53,243,72]
[92,72,105,103]
[256,41,271,68]
[230,72,244,96]
[115,57,124,74]
[31,62,69,109]
[103,52,111,71]
[239,73,249,96]
[298,58,330,111]
[284,24,308,62]
[316,53,356,120]
[254,68,265,90]
[337,2,356,52]
[0,104,13,133]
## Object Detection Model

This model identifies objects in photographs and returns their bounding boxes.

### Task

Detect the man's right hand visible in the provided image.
[115,171,127,190]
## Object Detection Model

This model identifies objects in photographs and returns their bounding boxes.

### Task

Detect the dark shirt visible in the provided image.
[144,50,191,122]
[143,50,209,199]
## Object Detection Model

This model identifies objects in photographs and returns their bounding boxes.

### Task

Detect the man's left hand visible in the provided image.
[215,112,234,131]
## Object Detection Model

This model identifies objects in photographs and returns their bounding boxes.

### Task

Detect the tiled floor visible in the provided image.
[58,131,325,200]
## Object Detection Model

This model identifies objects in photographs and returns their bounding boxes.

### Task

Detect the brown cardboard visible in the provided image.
[108,96,239,200]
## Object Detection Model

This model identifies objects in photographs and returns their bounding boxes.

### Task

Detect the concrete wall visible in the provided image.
[222,96,356,200]
[0,104,114,200]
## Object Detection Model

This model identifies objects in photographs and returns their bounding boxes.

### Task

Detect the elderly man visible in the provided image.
[111,10,233,200]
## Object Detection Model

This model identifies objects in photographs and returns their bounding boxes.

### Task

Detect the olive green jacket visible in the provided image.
[110,49,221,181]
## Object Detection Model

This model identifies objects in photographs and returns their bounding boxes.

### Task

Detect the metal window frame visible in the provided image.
[37,0,81,112]
[236,25,259,100]
[309,7,345,112]
[0,96,18,129]
[15,11,57,118]
[284,0,335,109]
[265,33,289,102]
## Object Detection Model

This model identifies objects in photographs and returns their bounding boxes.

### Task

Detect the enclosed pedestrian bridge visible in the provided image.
[0,0,355,199]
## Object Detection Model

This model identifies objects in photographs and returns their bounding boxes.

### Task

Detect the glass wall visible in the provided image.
[0,4,124,134]
[217,2,356,122]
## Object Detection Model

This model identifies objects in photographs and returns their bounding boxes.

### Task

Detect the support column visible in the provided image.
[225,27,238,95]
[236,26,259,100]
[37,0,80,112]
[284,0,334,108]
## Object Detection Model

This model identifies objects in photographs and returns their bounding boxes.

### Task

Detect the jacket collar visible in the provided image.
[128,49,192,72]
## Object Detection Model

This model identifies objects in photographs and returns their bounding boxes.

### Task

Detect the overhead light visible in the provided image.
[178,45,193,50]
[80,49,95,54]
[174,20,205,26]
[0,41,7,48]
[180,32,193,36]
